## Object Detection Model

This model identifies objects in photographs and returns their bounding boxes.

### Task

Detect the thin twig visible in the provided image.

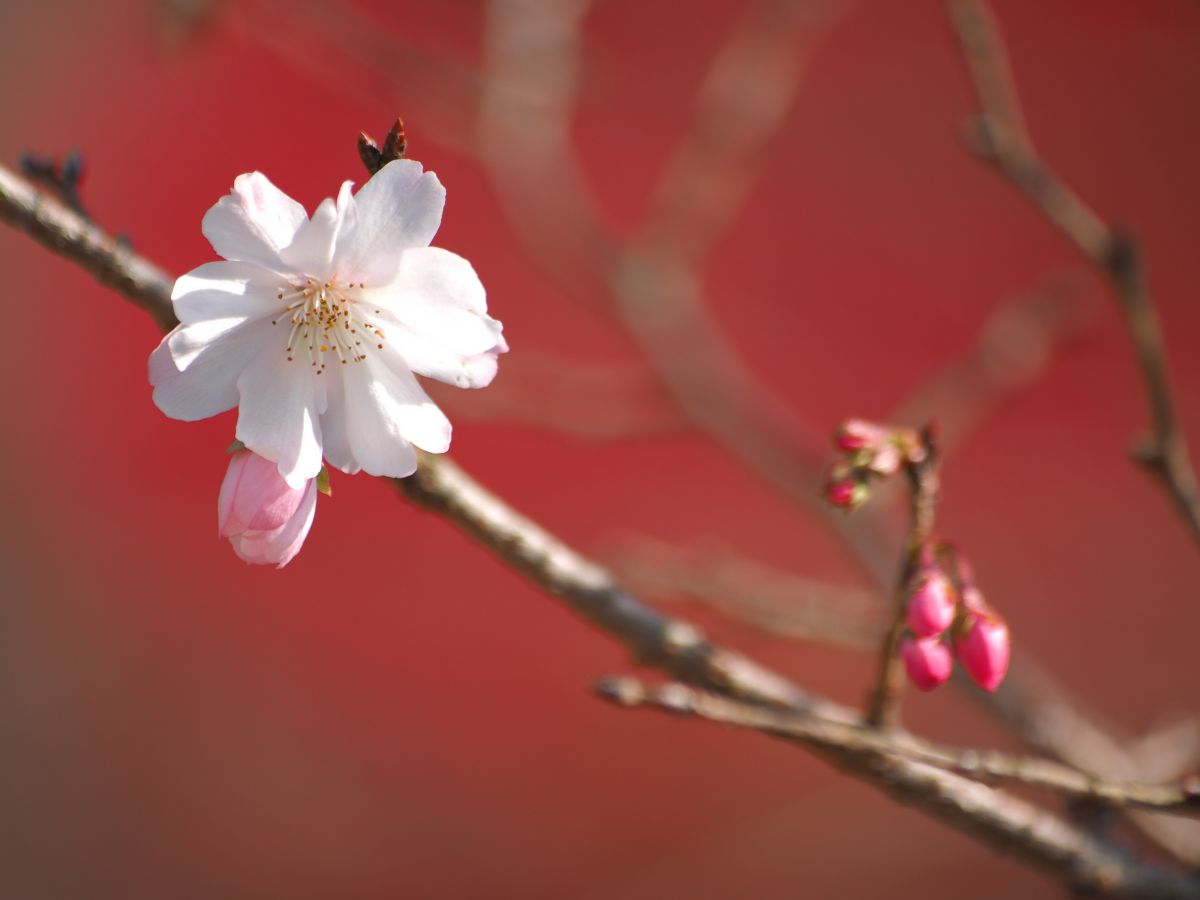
[601,680,1200,898]
[19,151,92,222]
[866,428,940,728]
[603,679,1200,818]
[3,158,1197,894]
[945,0,1200,546]
[984,654,1200,866]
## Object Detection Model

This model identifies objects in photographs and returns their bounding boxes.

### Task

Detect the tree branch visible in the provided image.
[945,0,1200,547]
[0,165,177,332]
[601,679,1200,899]
[602,679,1200,818]
[228,8,1198,855]
[3,160,1197,895]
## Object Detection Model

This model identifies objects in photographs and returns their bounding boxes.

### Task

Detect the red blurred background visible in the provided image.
[1,1,1199,897]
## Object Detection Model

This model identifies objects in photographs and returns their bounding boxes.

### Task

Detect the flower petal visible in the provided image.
[365,247,502,357]
[172,261,285,325]
[220,450,307,534]
[339,351,454,477]
[232,478,317,568]
[386,323,506,388]
[150,318,274,422]
[319,370,361,475]
[380,246,487,311]
[335,160,445,285]
[373,346,453,453]
[279,181,356,281]
[217,450,249,535]
[168,317,250,371]
[202,172,307,272]
[235,344,326,488]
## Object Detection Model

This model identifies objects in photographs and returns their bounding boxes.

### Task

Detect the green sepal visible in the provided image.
[316,465,332,496]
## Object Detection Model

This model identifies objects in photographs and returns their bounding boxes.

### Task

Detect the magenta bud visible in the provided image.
[218,450,317,568]
[906,573,956,638]
[826,478,868,509]
[955,613,1010,692]
[900,636,953,691]
[834,419,884,452]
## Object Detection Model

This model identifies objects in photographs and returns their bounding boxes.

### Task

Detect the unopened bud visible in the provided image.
[867,442,902,476]
[906,573,956,638]
[62,150,86,186]
[834,419,885,452]
[218,450,317,568]
[955,612,1010,692]
[900,635,953,691]
[826,478,869,509]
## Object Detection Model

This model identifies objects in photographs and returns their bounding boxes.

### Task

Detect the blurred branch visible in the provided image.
[478,0,619,309]
[892,273,1098,457]
[475,3,1200,828]
[5,163,1199,896]
[244,0,482,154]
[476,0,1200,858]
[945,0,1200,547]
[634,0,845,264]
[611,0,845,514]
[1132,719,1200,785]
[481,0,845,509]
[433,354,686,440]
[608,536,882,650]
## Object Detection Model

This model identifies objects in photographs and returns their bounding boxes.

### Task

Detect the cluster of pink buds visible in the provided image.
[824,419,921,510]
[899,548,1010,693]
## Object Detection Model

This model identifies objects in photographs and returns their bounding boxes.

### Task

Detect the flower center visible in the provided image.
[272,278,386,374]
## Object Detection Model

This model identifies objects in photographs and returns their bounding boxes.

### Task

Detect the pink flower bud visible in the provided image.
[218,450,317,568]
[834,419,884,452]
[866,442,902,476]
[900,636,953,691]
[906,573,956,638]
[825,478,868,509]
[955,613,1010,692]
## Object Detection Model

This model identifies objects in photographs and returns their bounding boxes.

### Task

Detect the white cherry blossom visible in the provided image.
[150,160,506,486]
